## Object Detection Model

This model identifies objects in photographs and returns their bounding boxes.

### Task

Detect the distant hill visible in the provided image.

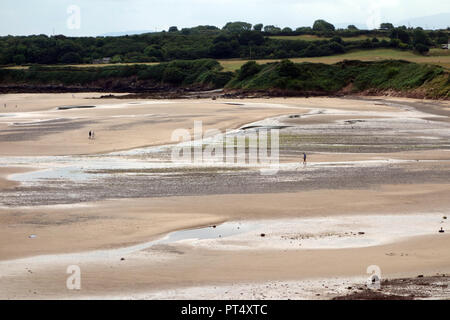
[396,13,450,29]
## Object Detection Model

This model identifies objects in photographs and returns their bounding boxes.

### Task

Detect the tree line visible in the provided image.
[0,20,447,65]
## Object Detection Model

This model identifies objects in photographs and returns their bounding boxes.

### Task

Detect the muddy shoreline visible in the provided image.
[334,275,449,300]
[2,162,450,207]
[1,95,449,300]
[1,85,448,101]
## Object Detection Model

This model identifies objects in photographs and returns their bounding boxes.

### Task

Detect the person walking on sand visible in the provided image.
[303,152,307,165]
[89,131,92,140]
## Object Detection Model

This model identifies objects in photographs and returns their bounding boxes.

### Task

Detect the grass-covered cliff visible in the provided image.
[0,59,448,99]
[0,59,233,92]
[226,59,449,99]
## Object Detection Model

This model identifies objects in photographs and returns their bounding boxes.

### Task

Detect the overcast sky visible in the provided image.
[1,0,449,36]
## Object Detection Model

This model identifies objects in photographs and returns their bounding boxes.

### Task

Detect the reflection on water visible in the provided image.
[93,221,260,258]
[155,221,260,245]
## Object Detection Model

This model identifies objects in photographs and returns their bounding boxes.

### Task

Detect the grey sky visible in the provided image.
[0,0,449,36]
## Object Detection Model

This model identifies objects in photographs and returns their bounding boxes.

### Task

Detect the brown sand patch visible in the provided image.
[1,183,449,261]
[0,167,34,190]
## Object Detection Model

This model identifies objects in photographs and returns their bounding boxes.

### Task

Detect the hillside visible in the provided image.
[227,60,449,99]
[0,59,233,92]
[0,20,447,66]
[0,58,448,99]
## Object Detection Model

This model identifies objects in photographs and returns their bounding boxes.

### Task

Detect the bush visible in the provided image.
[414,43,429,54]
[238,61,262,80]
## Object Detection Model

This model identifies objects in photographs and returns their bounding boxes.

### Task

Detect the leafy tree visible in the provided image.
[331,36,343,44]
[238,31,264,46]
[296,27,312,33]
[413,29,431,46]
[13,54,26,65]
[238,61,261,80]
[312,20,335,32]
[209,41,233,58]
[437,34,449,45]
[414,43,429,54]
[168,26,178,32]
[181,28,191,35]
[223,22,252,33]
[278,59,299,77]
[144,45,163,59]
[328,41,345,53]
[59,52,81,64]
[380,23,394,30]
[390,28,411,44]
[412,29,431,54]
[163,66,186,84]
[264,25,282,33]
[347,25,358,30]
[253,24,263,32]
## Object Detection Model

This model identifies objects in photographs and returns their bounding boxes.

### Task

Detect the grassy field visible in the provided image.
[219,49,450,72]
[3,49,450,72]
[2,62,160,70]
[269,34,390,42]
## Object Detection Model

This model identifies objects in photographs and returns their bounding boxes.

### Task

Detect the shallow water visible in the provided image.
[0,221,261,263]
[102,221,260,257]
[154,221,260,245]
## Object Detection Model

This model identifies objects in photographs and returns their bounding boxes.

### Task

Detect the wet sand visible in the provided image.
[0,167,34,190]
[0,94,449,299]
[1,230,449,300]
[0,95,310,156]
[1,183,449,260]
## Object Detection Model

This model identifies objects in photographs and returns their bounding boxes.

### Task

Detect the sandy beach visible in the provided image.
[0,94,449,299]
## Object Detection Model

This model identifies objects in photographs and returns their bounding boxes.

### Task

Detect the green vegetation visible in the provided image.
[0,57,448,99]
[218,48,450,72]
[269,35,391,42]
[1,20,447,66]
[312,20,336,32]
[0,59,233,89]
[227,59,449,99]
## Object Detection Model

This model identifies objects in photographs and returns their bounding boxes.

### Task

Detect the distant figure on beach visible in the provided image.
[92,131,95,140]
[89,131,92,140]
[303,152,307,164]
